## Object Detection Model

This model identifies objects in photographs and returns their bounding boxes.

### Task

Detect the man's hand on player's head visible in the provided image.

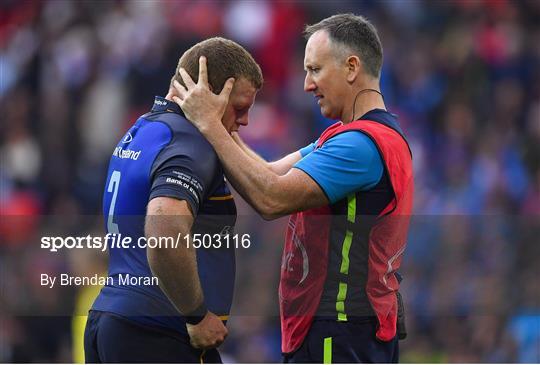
[172,56,235,136]
[186,311,228,350]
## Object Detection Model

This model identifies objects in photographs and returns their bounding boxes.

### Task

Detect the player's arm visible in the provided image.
[145,197,201,316]
[145,197,227,349]
[231,132,302,176]
[145,117,231,348]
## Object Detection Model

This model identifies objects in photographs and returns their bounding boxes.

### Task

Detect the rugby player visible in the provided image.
[84,37,262,363]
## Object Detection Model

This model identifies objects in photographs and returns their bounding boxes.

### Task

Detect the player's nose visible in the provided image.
[237,115,249,127]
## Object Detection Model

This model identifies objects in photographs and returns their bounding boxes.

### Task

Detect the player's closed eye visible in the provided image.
[235,107,248,116]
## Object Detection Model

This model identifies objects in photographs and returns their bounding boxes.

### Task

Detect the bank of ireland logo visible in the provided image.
[122,132,133,144]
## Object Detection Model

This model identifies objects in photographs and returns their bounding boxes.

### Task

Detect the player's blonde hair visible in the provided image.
[171,37,263,93]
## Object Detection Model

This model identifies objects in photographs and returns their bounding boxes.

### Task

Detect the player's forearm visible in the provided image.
[146,218,205,315]
[205,126,286,218]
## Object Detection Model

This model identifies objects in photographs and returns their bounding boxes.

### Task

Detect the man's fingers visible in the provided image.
[191,340,203,350]
[220,77,235,99]
[198,56,208,86]
[172,96,183,106]
[191,340,216,351]
[179,68,196,89]
[173,80,187,98]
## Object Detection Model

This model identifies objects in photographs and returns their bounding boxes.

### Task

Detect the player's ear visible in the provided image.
[346,55,361,84]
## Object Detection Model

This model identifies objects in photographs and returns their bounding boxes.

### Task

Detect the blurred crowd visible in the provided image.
[1,0,539,362]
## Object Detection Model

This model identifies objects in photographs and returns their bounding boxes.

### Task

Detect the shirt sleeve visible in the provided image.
[293,131,384,204]
[149,133,218,216]
[299,139,318,157]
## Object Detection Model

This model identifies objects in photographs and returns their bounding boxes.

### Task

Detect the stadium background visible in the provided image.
[1,0,539,362]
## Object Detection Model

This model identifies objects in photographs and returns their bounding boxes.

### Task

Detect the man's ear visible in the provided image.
[346,55,362,83]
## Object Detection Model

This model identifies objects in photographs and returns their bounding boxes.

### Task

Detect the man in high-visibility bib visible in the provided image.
[173,13,414,363]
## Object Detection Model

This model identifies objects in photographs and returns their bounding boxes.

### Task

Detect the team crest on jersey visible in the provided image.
[122,132,133,143]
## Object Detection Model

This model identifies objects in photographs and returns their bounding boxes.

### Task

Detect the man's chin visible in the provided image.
[320,108,335,120]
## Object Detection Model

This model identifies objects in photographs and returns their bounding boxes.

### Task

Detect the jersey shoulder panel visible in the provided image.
[147,112,219,181]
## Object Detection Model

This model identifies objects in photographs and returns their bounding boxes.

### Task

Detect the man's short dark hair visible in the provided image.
[172,37,263,93]
[304,13,383,79]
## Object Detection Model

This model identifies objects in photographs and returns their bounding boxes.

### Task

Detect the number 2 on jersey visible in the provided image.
[107,170,121,234]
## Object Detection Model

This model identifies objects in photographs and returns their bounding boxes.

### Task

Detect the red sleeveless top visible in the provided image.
[279,120,414,353]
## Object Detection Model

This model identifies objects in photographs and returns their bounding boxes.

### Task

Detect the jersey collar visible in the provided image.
[359,108,404,136]
[151,96,184,116]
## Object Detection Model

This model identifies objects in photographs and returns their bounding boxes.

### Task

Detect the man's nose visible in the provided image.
[304,74,316,92]
[237,114,249,127]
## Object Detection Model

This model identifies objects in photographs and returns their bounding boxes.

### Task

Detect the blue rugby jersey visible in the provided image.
[91,97,236,335]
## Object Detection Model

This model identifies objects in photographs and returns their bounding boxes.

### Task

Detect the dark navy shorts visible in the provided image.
[84,310,222,363]
[283,318,399,363]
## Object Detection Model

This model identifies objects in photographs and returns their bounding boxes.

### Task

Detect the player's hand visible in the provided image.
[186,311,228,350]
[172,56,235,136]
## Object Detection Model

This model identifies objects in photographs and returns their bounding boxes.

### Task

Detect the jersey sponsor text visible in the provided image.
[113,146,141,160]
